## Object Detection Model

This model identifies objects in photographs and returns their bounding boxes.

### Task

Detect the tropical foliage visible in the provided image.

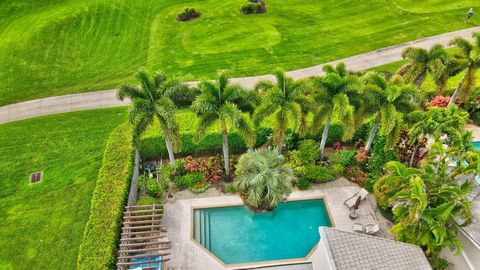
[254,69,311,152]
[234,148,296,210]
[310,63,361,156]
[374,143,478,258]
[191,71,258,175]
[118,69,182,167]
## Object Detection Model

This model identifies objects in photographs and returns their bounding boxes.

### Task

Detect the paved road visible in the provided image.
[2,26,480,124]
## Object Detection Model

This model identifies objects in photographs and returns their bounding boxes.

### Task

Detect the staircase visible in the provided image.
[116,204,171,270]
[193,209,211,250]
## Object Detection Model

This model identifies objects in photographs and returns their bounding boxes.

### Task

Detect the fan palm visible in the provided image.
[117,69,182,168]
[254,69,311,152]
[234,148,296,210]
[448,33,480,105]
[310,63,362,156]
[396,44,451,92]
[362,72,418,152]
[191,71,258,175]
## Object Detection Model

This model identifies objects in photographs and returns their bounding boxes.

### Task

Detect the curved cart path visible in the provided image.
[2,26,480,124]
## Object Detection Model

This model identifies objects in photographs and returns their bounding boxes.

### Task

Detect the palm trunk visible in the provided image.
[365,114,381,153]
[164,135,176,169]
[277,136,284,153]
[221,119,230,176]
[409,142,419,167]
[448,80,463,106]
[319,115,332,157]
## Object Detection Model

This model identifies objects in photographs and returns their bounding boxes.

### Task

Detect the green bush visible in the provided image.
[298,139,319,164]
[364,135,398,191]
[330,150,356,167]
[284,129,300,151]
[297,177,311,190]
[177,7,199,21]
[189,182,213,194]
[303,164,335,183]
[173,172,203,189]
[77,124,134,270]
[471,111,480,126]
[241,2,262,13]
[140,127,274,160]
[332,163,345,175]
[170,86,199,108]
[138,175,163,198]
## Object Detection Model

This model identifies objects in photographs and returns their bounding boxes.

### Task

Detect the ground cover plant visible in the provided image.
[0,107,126,270]
[0,0,478,105]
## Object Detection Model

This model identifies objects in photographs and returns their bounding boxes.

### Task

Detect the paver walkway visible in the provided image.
[2,26,480,124]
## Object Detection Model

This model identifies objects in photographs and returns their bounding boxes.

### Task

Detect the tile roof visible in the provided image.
[462,185,480,246]
[319,227,431,270]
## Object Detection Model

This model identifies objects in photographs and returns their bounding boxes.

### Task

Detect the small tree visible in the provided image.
[234,148,296,210]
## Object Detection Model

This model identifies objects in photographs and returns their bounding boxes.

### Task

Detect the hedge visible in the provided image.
[77,123,134,270]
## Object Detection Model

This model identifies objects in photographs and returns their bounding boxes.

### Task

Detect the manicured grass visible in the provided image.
[1,0,479,105]
[0,108,126,270]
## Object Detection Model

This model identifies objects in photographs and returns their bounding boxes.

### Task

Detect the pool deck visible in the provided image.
[162,178,390,270]
[467,124,480,142]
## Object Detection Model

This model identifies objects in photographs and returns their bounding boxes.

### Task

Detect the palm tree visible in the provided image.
[254,69,311,152]
[408,105,470,166]
[310,63,362,156]
[448,33,480,105]
[396,44,451,92]
[362,72,418,152]
[234,148,296,210]
[191,71,258,175]
[117,69,182,168]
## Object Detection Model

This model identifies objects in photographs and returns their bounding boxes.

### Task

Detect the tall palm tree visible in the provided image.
[117,69,182,168]
[310,63,362,156]
[254,69,311,152]
[396,44,451,92]
[191,71,258,175]
[448,33,480,105]
[362,72,418,152]
[234,148,296,210]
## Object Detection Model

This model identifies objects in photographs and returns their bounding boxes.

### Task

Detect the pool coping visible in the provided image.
[188,195,335,269]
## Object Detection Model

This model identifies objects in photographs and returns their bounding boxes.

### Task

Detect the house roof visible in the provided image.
[462,185,480,246]
[319,227,431,270]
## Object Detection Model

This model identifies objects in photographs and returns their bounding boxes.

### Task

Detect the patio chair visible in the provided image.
[365,223,380,235]
[344,188,369,209]
[348,196,361,219]
[353,223,364,234]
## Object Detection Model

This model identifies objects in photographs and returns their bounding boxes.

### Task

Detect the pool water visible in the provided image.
[128,255,161,270]
[193,199,332,265]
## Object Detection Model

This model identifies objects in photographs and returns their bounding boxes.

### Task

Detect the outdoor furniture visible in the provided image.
[348,196,361,219]
[353,223,364,233]
[344,188,369,209]
[366,224,380,235]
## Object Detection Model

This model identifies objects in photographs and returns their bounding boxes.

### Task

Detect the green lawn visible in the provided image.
[1,0,479,105]
[0,107,126,270]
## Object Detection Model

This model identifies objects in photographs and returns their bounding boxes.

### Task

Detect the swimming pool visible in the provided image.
[192,198,332,265]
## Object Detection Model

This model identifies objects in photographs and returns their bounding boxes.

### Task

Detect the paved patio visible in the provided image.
[162,178,389,270]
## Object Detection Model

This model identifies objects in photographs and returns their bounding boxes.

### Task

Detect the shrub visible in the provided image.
[189,182,213,194]
[255,127,272,147]
[298,140,319,164]
[430,96,450,108]
[138,175,162,198]
[471,111,480,126]
[303,164,335,183]
[332,164,345,175]
[330,150,356,167]
[169,86,199,108]
[174,159,186,176]
[183,156,224,184]
[284,129,300,151]
[344,166,368,186]
[297,177,311,190]
[241,2,262,14]
[77,124,134,270]
[174,172,203,189]
[177,7,199,21]
[429,257,449,270]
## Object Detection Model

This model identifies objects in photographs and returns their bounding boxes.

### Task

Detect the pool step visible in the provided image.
[193,210,212,251]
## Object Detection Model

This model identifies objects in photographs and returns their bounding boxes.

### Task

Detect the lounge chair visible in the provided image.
[344,188,369,209]
[353,223,364,234]
[365,224,380,235]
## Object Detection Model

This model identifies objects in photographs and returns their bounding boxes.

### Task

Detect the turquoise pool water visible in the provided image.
[193,199,332,265]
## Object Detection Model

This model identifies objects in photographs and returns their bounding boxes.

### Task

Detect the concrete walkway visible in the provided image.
[2,26,480,124]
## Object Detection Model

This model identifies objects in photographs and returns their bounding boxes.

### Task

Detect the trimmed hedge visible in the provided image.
[77,124,134,270]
